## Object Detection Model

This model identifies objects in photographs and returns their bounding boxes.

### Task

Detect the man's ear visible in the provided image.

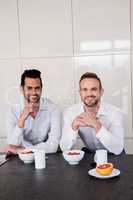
[20,86,24,95]
[101,88,104,96]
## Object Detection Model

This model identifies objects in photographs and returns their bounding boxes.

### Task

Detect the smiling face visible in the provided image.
[79,78,103,108]
[21,77,42,104]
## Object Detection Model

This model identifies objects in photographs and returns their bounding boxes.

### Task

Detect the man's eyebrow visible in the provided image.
[35,86,41,88]
[81,87,98,90]
[80,87,88,90]
[26,86,32,88]
[26,86,41,89]
[91,87,98,90]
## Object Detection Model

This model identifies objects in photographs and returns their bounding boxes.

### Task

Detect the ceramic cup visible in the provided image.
[94,149,107,166]
[34,149,46,169]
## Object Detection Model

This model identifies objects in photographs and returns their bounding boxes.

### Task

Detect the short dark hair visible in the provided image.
[21,69,42,88]
[79,72,102,89]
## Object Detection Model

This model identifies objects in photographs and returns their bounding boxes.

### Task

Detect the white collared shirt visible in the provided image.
[60,101,124,155]
[7,98,61,153]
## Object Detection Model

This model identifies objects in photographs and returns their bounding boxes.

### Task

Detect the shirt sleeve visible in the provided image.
[60,109,78,151]
[6,106,24,145]
[22,139,34,148]
[33,108,61,153]
[96,111,124,155]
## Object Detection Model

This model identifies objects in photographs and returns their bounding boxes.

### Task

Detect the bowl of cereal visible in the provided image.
[63,150,84,165]
[18,150,34,164]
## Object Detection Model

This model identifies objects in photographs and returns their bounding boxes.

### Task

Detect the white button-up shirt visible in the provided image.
[60,101,124,155]
[7,98,61,153]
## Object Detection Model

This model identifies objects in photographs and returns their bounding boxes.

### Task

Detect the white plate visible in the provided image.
[88,168,120,179]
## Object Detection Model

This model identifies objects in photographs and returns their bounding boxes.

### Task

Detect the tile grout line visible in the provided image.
[16,0,23,73]
[129,0,133,137]
[70,0,76,104]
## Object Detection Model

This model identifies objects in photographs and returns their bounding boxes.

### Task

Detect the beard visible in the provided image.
[83,96,99,107]
[26,94,41,103]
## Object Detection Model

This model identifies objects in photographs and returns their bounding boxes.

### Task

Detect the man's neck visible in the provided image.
[30,111,38,119]
[25,100,40,108]
[84,103,100,114]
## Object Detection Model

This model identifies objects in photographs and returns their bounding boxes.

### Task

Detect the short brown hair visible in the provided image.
[79,72,102,89]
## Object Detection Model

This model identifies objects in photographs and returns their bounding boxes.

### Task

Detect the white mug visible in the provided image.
[34,149,46,169]
[94,149,107,165]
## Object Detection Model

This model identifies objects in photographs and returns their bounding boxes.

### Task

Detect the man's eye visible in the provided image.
[35,87,40,90]
[92,88,98,91]
[27,87,32,90]
[83,89,88,91]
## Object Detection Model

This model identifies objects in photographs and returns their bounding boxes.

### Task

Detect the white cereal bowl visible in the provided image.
[18,152,34,164]
[63,150,84,165]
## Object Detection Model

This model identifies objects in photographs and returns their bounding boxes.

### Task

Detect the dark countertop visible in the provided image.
[0,153,132,200]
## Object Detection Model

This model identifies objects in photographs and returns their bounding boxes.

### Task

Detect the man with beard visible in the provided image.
[60,72,124,155]
[6,69,61,154]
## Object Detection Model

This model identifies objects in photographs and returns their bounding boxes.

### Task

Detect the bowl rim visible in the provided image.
[18,152,34,155]
[18,153,34,160]
[63,150,84,156]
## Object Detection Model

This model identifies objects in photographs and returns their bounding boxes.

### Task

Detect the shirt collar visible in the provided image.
[38,97,44,111]
[81,100,107,117]
[97,101,107,117]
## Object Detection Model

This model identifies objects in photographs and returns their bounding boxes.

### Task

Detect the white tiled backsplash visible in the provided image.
[0,0,133,153]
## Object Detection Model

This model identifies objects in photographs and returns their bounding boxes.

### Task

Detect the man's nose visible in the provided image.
[31,88,37,94]
[86,90,92,96]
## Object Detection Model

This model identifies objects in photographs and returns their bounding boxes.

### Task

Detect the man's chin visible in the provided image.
[29,97,40,103]
[28,99,40,104]
[31,100,40,104]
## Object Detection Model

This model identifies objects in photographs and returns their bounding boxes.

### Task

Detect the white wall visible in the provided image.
[0,0,133,153]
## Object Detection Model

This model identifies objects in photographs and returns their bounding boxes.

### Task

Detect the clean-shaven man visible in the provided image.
[60,72,124,155]
[6,69,61,153]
